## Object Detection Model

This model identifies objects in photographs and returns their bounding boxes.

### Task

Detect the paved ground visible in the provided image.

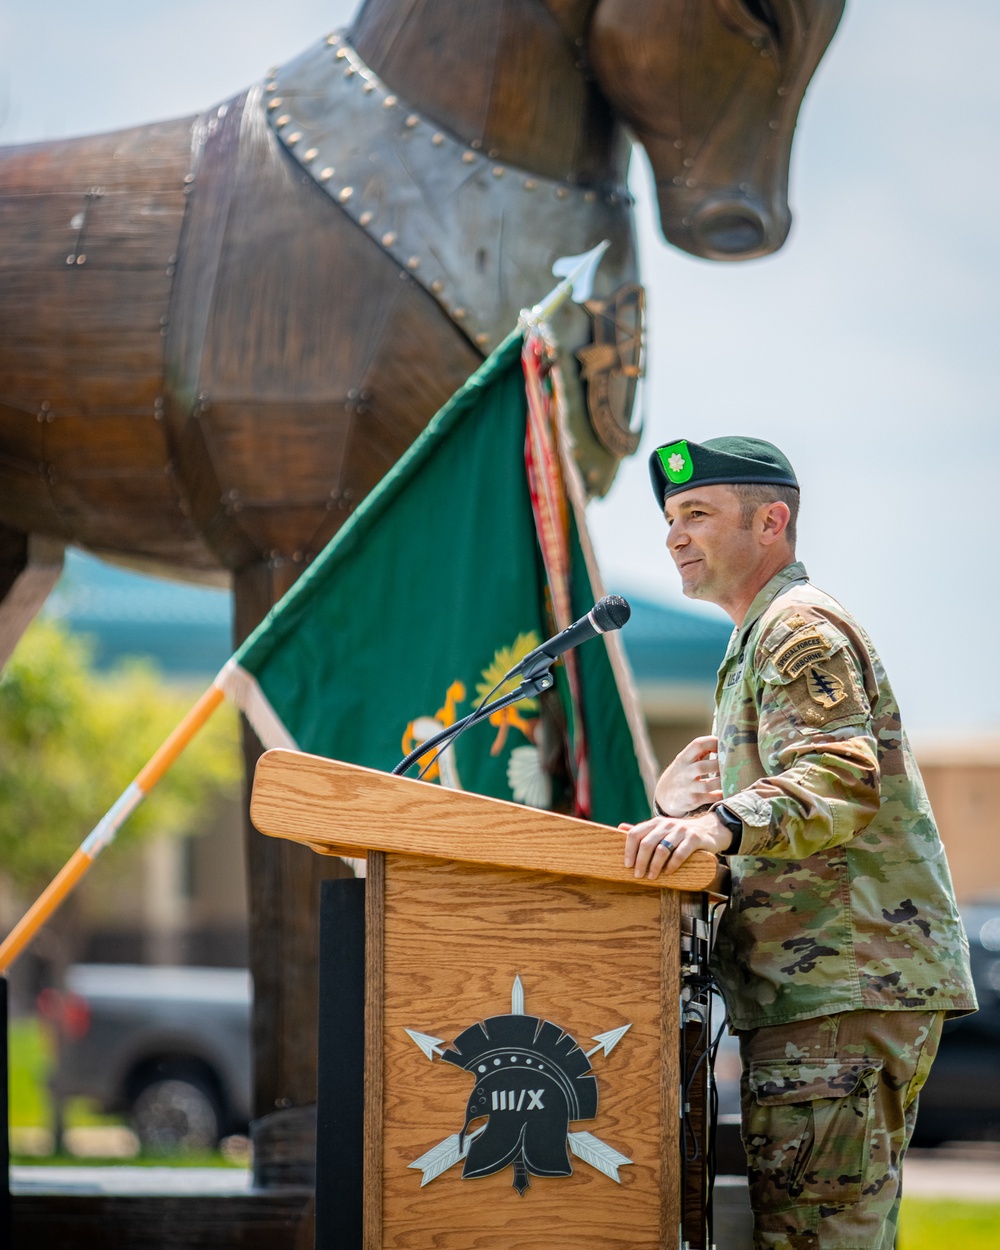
[904,1143,1000,1201]
[10,1166,252,1195]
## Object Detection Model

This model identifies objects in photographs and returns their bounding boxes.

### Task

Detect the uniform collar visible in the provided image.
[723,561,809,662]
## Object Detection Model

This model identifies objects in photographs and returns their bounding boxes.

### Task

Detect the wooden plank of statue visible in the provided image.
[366,852,681,1250]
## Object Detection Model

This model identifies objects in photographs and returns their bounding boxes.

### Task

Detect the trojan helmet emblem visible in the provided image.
[405,976,632,1195]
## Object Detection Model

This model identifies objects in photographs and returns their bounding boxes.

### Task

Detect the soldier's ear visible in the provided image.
[759,500,792,546]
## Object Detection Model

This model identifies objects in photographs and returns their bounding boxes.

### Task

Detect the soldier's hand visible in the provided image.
[619,810,730,880]
[654,735,722,816]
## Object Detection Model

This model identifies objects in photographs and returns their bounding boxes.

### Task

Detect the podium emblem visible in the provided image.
[405,976,632,1194]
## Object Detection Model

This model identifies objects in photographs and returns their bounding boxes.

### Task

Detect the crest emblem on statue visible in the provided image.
[405,976,632,1194]
[576,284,646,460]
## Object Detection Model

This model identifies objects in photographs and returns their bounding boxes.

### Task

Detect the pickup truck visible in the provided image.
[48,964,252,1152]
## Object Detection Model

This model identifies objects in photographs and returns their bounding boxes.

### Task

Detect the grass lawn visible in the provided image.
[899,1198,1000,1249]
[8,1016,122,1130]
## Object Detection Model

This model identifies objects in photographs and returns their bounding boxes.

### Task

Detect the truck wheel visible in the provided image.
[130,1076,222,1153]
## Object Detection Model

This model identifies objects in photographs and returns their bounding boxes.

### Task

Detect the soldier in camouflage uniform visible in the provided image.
[621,436,976,1250]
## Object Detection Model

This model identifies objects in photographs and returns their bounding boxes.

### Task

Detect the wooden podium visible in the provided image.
[251,750,719,1250]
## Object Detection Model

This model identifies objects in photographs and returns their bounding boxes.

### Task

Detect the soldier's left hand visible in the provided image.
[619,811,731,880]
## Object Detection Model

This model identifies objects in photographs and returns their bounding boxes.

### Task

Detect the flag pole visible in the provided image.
[0,677,227,973]
[519,240,609,329]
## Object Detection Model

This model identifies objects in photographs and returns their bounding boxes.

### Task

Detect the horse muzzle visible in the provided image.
[656,186,791,262]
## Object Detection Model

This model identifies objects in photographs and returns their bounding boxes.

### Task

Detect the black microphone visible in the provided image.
[514,595,631,680]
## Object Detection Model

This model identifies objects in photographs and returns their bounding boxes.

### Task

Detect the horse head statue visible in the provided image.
[590,0,845,258]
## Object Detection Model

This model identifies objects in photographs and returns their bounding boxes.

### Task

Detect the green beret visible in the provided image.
[649,436,798,507]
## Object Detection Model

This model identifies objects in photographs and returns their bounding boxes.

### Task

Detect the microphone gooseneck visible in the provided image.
[515,594,631,681]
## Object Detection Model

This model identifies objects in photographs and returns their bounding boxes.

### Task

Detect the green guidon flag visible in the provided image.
[221,330,652,828]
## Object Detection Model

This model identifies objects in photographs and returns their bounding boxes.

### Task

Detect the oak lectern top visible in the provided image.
[250,749,717,892]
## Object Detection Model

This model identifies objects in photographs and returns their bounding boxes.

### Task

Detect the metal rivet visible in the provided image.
[405,114,419,128]
[462,151,475,164]
[266,83,277,94]
[470,139,482,150]
[584,190,596,203]
[672,175,683,186]
[359,210,374,226]
[363,81,374,94]
[183,174,195,184]
[327,33,340,46]
[454,308,467,319]
[431,132,444,146]
[492,166,505,178]
[344,66,355,78]
[683,157,694,167]
[76,254,86,264]
[381,231,397,246]
[685,178,696,187]
[383,95,397,108]
[768,119,779,130]
[430,280,443,294]
[320,167,334,180]
[524,179,536,191]
[406,256,420,270]
[336,47,348,59]
[475,333,490,346]
[555,187,568,199]
[268,98,282,110]
[66,254,75,265]
[286,132,302,145]
[777,86,789,96]
[338,186,353,202]
[674,139,684,149]
[304,147,318,161]
[487,149,499,159]
[276,115,290,126]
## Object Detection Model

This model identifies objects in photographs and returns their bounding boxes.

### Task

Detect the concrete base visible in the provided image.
[713,1174,753,1250]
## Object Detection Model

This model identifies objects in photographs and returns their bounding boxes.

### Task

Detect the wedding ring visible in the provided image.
[659,839,675,854]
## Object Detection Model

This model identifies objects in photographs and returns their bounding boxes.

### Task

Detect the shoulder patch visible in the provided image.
[772,628,830,678]
[781,652,870,725]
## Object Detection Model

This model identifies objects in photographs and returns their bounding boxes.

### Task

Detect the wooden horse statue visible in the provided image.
[0,0,843,1181]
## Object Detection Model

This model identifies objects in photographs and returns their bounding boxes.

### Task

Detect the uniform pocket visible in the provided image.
[743,1058,883,1213]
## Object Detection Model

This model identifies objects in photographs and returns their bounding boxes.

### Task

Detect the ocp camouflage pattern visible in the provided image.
[738,1010,943,1250]
[711,562,976,1030]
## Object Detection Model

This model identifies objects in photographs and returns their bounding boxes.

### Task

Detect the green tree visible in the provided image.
[0,618,241,894]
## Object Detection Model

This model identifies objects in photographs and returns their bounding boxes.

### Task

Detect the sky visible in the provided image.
[0,1,996,736]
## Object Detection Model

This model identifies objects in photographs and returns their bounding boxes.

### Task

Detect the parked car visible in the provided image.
[712,905,1000,1171]
[47,964,251,1152]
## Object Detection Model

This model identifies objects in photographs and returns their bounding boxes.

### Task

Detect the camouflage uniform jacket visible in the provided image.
[711,561,976,1030]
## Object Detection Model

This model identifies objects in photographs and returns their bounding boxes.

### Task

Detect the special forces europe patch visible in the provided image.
[404,976,632,1195]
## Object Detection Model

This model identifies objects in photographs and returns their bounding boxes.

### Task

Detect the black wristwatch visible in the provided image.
[715,803,743,854]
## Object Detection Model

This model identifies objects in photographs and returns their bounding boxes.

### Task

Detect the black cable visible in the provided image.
[412,673,547,782]
[412,669,512,781]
